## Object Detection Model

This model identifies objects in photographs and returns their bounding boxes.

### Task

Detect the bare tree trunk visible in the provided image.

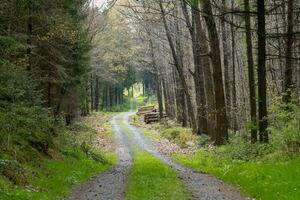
[162,80,173,118]
[159,0,197,133]
[231,0,237,132]
[283,0,294,104]
[193,6,208,135]
[149,36,164,118]
[174,70,188,127]
[95,75,99,111]
[90,74,94,111]
[244,0,257,143]
[156,75,164,118]
[200,0,228,145]
[257,0,268,143]
[221,0,231,126]
[181,1,208,134]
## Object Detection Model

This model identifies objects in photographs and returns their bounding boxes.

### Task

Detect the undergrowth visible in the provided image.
[0,120,115,200]
[0,121,115,199]
[171,101,300,200]
[0,65,116,199]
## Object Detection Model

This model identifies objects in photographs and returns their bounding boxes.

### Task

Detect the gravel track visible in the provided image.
[67,115,133,200]
[68,109,248,200]
[122,112,248,200]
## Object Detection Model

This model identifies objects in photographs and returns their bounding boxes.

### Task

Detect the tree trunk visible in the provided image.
[95,75,99,111]
[200,0,228,145]
[174,70,188,127]
[181,1,208,135]
[221,0,231,125]
[231,0,237,132]
[283,0,294,104]
[257,0,268,143]
[90,74,94,111]
[192,4,208,135]
[156,76,164,118]
[159,0,197,133]
[244,0,258,143]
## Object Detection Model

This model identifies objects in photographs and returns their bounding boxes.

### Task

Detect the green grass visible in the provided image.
[173,150,300,200]
[0,148,115,200]
[118,116,189,200]
[0,112,117,200]
[126,151,189,200]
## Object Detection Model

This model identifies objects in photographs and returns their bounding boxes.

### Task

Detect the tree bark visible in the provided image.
[283,0,294,104]
[181,1,208,134]
[244,0,258,143]
[221,0,231,124]
[90,74,94,111]
[95,75,100,111]
[174,70,188,127]
[159,0,197,133]
[231,0,237,132]
[257,0,268,143]
[200,0,228,145]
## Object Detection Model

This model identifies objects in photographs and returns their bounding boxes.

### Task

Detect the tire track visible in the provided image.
[122,112,249,200]
[67,114,133,200]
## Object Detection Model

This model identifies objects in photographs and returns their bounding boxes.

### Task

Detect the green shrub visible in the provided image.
[269,100,300,155]
[0,102,54,150]
[161,127,181,140]
[218,141,273,161]
[0,65,55,165]
[161,127,196,148]
[130,114,139,126]
[197,134,213,147]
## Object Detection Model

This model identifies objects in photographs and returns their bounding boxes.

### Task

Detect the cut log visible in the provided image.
[144,112,167,124]
[137,105,155,115]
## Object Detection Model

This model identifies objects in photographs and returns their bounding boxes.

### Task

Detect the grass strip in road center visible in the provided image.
[125,150,189,200]
[116,114,189,200]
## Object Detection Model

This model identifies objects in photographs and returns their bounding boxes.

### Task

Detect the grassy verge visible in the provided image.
[173,150,300,200]
[126,151,189,200]
[130,99,300,200]
[0,112,116,200]
[0,151,114,200]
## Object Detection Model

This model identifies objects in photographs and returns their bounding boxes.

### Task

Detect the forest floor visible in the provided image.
[67,110,248,200]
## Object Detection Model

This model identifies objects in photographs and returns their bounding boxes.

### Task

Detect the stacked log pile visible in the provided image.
[136,105,167,124]
[136,105,155,115]
[144,112,167,124]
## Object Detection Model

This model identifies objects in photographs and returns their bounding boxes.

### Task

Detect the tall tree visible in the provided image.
[181,0,208,135]
[159,0,197,133]
[283,0,295,104]
[257,0,268,142]
[244,0,257,143]
[200,0,228,145]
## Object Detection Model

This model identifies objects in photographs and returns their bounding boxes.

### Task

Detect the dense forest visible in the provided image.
[1,0,300,199]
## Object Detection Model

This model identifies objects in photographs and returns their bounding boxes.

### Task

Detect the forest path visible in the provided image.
[68,102,248,200]
[66,114,134,200]
[120,111,248,200]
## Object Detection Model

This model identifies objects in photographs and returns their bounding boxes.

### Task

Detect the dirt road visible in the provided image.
[67,111,248,200]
